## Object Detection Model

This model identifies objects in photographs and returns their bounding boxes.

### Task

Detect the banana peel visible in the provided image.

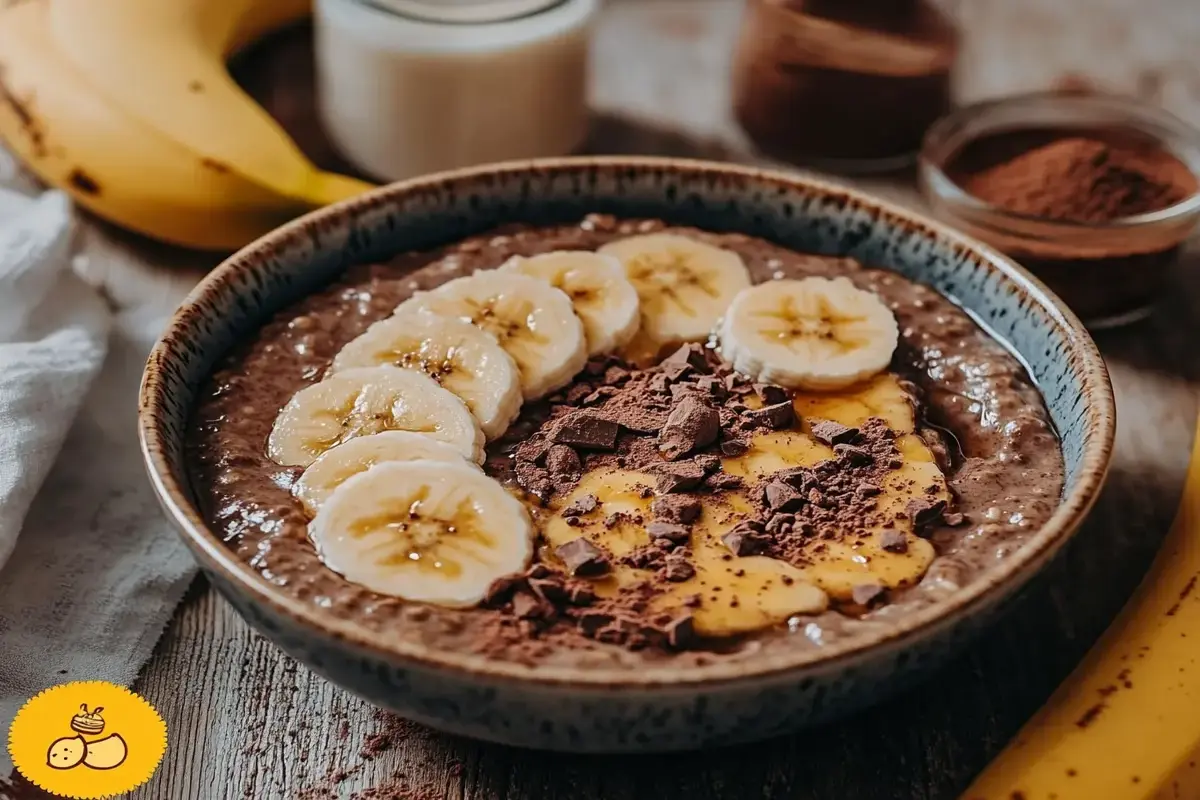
[964,419,1200,799]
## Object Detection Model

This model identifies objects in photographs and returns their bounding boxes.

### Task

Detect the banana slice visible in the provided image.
[598,233,752,350]
[718,277,899,391]
[267,366,484,467]
[394,272,587,400]
[311,460,533,607]
[331,313,522,440]
[293,431,479,516]
[499,251,641,357]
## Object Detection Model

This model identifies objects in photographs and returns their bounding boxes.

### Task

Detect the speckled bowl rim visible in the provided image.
[139,156,1115,690]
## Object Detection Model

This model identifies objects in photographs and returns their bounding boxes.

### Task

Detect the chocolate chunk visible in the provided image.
[584,359,609,377]
[943,511,967,527]
[720,437,750,457]
[705,472,744,491]
[555,537,611,577]
[564,384,593,405]
[880,530,908,553]
[658,397,720,460]
[526,563,554,579]
[753,383,788,405]
[764,481,806,513]
[511,590,550,620]
[578,610,616,636]
[682,593,703,608]
[665,615,696,649]
[745,401,795,430]
[663,553,696,582]
[905,498,947,528]
[857,482,882,497]
[562,493,599,518]
[809,419,859,446]
[661,343,709,372]
[661,361,694,383]
[765,513,795,536]
[545,444,582,476]
[603,365,631,385]
[723,373,749,393]
[528,577,569,604]
[775,466,816,490]
[722,521,766,556]
[552,411,620,450]
[582,386,620,405]
[696,375,725,396]
[651,495,701,525]
[648,373,671,395]
[654,461,707,494]
[567,582,597,605]
[623,544,667,570]
[851,583,886,607]
[482,574,524,606]
[647,521,692,544]
[833,443,873,465]
[517,438,552,466]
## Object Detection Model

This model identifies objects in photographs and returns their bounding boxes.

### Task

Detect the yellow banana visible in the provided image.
[0,1,309,249]
[48,0,364,204]
[964,423,1200,799]
[0,0,372,250]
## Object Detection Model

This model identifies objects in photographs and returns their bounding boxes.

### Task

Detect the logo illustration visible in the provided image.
[8,681,166,799]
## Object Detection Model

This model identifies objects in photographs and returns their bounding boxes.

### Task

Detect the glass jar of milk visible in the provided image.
[315,0,597,181]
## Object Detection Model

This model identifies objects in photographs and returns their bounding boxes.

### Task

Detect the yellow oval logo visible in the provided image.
[7,681,167,798]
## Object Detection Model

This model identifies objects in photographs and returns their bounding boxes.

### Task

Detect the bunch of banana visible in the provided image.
[265,234,907,609]
[0,0,374,251]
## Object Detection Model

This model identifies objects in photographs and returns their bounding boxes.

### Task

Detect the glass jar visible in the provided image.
[731,0,959,173]
[920,93,1200,328]
[315,0,596,181]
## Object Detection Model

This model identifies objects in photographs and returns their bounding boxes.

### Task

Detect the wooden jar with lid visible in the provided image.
[732,0,959,173]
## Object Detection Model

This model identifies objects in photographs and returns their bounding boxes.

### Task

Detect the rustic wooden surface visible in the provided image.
[131,2,1200,798]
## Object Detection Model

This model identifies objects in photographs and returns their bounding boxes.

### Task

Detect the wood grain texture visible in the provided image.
[132,1,1200,797]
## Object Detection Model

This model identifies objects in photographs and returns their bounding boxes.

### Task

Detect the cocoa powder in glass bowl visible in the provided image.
[920,93,1200,328]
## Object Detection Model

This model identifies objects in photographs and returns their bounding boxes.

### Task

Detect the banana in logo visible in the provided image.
[8,681,167,798]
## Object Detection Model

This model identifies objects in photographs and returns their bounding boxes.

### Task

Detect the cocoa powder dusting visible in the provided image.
[963,136,1191,223]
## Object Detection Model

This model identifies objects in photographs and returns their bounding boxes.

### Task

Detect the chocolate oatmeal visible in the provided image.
[187,215,1064,670]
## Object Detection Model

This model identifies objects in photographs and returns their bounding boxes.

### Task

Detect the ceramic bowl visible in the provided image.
[139,157,1114,752]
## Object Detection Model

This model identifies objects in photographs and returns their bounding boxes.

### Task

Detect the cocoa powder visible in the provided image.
[946,128,1198,323]
[961,135,1192,223]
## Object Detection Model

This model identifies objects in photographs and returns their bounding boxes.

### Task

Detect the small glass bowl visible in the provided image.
[919,92,1200,328]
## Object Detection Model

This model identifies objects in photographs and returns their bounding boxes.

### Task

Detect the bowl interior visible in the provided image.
[141,157,1113,685]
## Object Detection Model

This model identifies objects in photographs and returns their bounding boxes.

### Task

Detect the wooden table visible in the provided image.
[131,2,1200,797]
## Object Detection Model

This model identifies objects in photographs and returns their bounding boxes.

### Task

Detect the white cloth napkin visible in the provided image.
[0,174,199,775]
